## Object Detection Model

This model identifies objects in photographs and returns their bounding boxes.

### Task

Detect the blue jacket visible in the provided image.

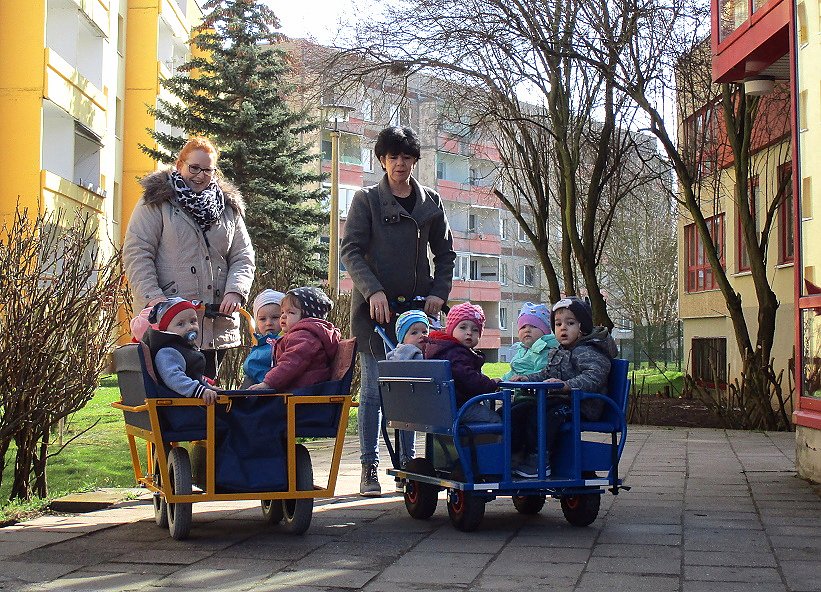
[243,332,280,383]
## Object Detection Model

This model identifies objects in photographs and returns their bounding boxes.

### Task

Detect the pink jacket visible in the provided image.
[262,318,341,391]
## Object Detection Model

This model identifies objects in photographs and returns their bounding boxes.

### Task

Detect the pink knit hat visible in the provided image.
[445,302,485,337]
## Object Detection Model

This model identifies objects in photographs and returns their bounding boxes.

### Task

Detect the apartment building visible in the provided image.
[0,0,202,248]
[702,0,821,481]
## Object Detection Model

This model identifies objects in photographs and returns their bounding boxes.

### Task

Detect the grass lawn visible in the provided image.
[0,375,139,505]
[484,361,684,396]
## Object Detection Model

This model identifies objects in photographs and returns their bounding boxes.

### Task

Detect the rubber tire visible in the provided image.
[167,447,193,540]
[281,444,313,535]
[261,500,284,525]
[152,445,168,528]
[446,467,485,532]
[560,494,601,527]
[403,458,439,520]
[512,494,546,515]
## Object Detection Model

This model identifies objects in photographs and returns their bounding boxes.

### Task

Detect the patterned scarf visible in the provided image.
[170,170,225,232]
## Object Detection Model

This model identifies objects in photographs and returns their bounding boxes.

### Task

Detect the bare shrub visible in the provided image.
[0,207,127,500]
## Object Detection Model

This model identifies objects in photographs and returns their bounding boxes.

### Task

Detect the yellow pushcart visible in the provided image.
[112,307,356,540]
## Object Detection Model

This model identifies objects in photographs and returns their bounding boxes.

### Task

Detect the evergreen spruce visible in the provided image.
[142,0,327,286]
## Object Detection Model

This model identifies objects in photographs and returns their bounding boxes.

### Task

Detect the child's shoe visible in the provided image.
[513,454,551,479]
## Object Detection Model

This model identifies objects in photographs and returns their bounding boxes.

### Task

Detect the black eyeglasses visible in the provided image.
[187,163,217,177]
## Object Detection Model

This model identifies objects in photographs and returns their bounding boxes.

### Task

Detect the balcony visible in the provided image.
[712,0,790,82]
[450,280,501,303]
[43,48,107,139]
[436,180,498,207]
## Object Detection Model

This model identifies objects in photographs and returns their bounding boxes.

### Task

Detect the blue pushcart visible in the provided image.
[377,359,630,531]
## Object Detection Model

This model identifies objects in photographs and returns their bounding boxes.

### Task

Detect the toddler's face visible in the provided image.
[279,301,302,333]
[255,303,281,335]
[402,321,429,348]
[452,319,480,348]
[518,323,545,348]
[166,308,200,341]
[553,308,582,347]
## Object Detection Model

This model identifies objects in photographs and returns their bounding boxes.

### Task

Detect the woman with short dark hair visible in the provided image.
[341,126,456,496]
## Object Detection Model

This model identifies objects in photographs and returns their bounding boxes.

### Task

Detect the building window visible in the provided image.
[500,307,508,330]
[321,131,361,165]
[361,96,373,121]
[737,175,758,272]
[691,337,727,386]
[518,224,527,242]
[685,213,725,292]
[453,253,469,280]
[469,168,478,186]
[500,218,508,240]
[469,259,479,280]
[520,264,535,287]
[468,213,477,233]
[778,162,794,264]
[436,157,446,180]
[500,262,508,285]
[361,146,373,172]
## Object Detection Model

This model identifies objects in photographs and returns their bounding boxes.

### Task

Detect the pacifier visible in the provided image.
[184,330,198,343]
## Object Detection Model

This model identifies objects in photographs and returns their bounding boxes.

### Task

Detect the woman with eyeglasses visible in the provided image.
[123,136,255,378]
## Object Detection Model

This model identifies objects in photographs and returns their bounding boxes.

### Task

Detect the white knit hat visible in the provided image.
[253,289,285,318]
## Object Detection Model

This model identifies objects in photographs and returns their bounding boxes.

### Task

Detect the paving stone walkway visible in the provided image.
[0,427,818,591]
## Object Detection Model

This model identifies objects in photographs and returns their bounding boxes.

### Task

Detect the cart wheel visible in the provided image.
[281,444,313,535]
[167,447,193,540]
[446,467,485,532]
[261,500,284,525]
[151,446,168,528]
[560,493,601,527]
[512,494,546,515]
[403,458,438,520]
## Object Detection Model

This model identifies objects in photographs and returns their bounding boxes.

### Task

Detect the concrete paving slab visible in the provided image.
[0,427,818,592]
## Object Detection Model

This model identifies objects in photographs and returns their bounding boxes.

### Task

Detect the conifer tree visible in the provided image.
[142,0,326,285]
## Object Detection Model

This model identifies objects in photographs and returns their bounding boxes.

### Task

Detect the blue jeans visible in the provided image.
[358,352,415,466]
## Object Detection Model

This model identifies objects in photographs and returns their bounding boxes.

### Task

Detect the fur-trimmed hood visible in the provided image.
[139,170,246,218]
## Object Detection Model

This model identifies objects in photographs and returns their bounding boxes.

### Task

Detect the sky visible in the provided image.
[263,1,361,44]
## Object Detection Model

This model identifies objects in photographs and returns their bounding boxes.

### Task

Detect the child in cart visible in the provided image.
[242,289,286,388]
[508,297,617,478]
[387,310,430,360]
[142,298,219,405]
[425,302,502,423]
[249,287,341,392]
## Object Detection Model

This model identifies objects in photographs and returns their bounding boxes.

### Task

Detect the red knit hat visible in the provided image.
[149,298,198,331]
[445,302,485,337]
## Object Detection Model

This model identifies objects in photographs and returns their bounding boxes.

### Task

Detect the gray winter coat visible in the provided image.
[523,327,618,420]
[123,170,255,350]
[341,175,455,357]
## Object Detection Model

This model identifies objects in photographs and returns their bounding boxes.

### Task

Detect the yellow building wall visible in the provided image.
[678,139,794,392]
[0,0,46,216]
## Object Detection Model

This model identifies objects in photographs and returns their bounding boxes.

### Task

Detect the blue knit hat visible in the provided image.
[395,310,430,344]
[518,302,552,335]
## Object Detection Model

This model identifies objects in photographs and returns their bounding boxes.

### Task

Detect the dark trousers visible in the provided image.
[510,399,572,456]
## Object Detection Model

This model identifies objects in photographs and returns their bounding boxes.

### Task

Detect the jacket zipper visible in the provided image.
[399,211,421,296]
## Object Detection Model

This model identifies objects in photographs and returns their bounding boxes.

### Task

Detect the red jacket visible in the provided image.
[262,318,341,391]
[424,331,498,406]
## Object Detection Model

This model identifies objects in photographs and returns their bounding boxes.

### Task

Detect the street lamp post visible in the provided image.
[320,103,354,297]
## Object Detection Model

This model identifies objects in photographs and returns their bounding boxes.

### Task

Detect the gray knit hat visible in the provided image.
[286,287,333,320]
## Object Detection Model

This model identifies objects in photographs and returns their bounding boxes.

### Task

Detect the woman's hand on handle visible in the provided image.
[369,291,390,325]
[220,292,243,315]
[424,295,444,318]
